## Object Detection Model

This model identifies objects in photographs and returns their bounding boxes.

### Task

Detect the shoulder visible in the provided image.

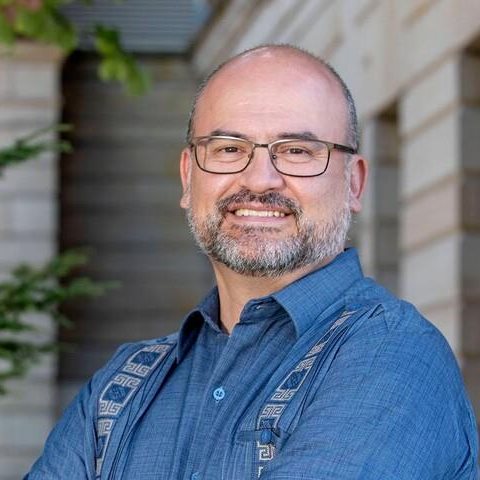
[340,277,465,393]
[345,276,447,338]
[311,279,478,473]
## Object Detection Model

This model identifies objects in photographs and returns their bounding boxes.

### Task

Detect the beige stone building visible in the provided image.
[0,0,479,477]
[192,0,480,407]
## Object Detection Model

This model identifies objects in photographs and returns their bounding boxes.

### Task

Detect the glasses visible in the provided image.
[190,136,356,177]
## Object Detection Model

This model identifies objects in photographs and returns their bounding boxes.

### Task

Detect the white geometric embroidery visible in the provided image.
[98,373,141,416]
[122,344,171,377]
[271,356,315,401]
[257,404,285,429]
[257,441,276,460]
[331,311,354,329]
[95,418,114,476]
[306,341,326,357]
[254,309,358,478]
[95,342,175,479]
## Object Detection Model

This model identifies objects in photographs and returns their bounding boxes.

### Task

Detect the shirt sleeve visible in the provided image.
[23,380,94,479]
[23,343,134,480]
[259,306,479,480]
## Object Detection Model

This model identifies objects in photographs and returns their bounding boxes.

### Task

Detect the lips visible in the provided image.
[217,189,300,219]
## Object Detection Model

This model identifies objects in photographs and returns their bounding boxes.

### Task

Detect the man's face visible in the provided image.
[180,52,365,277]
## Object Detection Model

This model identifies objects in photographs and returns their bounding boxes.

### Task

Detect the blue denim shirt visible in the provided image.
[26,249,479,479]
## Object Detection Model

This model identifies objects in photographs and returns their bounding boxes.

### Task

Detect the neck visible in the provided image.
[211,257,336,334]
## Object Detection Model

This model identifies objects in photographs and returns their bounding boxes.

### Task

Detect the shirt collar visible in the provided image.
[177,248,364,359]
[177,286,222,360]
[271,248,364,337]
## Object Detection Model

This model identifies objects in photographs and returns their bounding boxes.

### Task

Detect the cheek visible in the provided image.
[189,173,238,210]
[297,179,348,219]
[185,178,219,219]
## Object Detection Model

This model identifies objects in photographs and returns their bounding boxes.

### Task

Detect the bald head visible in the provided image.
[186,44,359,152]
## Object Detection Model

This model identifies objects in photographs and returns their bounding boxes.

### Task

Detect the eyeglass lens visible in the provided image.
[195,137,330,177]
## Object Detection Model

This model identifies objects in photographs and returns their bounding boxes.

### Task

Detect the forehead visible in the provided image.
[194,51,348,142]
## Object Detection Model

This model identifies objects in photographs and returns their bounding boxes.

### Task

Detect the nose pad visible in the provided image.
[239,145,284,192]
[250,145,275,169]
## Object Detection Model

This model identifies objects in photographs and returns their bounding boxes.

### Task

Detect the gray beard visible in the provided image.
[186,189,351,278]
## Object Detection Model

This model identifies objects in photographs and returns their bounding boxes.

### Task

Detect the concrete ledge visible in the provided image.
[400,56,459,136]
[0,41,63,63]
[401,109,459,198]
[401,176,459,251]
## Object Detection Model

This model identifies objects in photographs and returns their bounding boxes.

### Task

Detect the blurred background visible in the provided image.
[0,0,479,477]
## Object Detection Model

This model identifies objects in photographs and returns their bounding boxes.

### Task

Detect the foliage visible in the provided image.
[0,250,117,393]
[0,124,72,171]
[0,0,150,95]
[0,128,117,395]
[0,2,140,394]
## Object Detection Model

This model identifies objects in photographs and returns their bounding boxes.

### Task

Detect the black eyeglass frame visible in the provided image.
[189,135,357,178]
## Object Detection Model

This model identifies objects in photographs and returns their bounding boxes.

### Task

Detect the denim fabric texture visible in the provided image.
[25,249,479,479]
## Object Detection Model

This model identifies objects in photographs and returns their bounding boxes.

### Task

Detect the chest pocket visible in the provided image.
[234,308,366,479]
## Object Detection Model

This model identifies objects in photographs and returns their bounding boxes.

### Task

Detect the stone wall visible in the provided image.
[0,43,63,480]
[191,0,480,418]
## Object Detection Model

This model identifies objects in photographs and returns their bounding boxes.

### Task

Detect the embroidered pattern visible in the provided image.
[255,310,357,478]
[122,344,172,377]
[257,404,286,430]
[99,374,141,416]
[95,342,175,479]
[95,418,114,476]
[271,357,315,401]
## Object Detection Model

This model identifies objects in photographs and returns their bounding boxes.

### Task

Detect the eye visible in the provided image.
[207,139,249,163]
[287,147,309,155]
[275,143,312,156]
[223,146,241,153]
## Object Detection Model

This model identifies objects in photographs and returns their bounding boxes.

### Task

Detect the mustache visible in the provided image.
[216,189,302,217]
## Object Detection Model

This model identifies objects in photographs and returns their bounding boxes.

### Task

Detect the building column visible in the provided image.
[399,51,480,417]
[359,110,400,294]
[0,42,63,479]
[459,49,480,419]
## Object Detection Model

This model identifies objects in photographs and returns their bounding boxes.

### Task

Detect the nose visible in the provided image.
[238,145,285,193]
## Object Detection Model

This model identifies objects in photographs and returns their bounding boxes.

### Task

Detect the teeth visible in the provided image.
[234,209,285,218]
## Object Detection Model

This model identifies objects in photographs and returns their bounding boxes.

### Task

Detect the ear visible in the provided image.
[348,155,368,213]
[180,147,192,210]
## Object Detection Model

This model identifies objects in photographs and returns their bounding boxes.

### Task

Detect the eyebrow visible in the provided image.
[208,130,321,142]
[209,129,250,140]
[276,131,320,141]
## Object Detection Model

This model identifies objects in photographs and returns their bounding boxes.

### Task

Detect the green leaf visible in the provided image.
[0,317,36,332]
[94,24,151,96]
[0,124,72,171]
[14,8,41,36]
[13,5,78,52]
[0,13,14,45]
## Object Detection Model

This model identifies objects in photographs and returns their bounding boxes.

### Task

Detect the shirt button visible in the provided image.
[261,429,273,444]
[213,386,226,401]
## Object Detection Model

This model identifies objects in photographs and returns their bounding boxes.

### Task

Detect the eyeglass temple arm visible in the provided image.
[330,142,357,155]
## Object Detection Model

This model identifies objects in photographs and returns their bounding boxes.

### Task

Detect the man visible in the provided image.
[26,44,478,479]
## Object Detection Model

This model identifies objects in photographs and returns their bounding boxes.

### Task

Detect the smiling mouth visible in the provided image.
[234,209,286,218]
